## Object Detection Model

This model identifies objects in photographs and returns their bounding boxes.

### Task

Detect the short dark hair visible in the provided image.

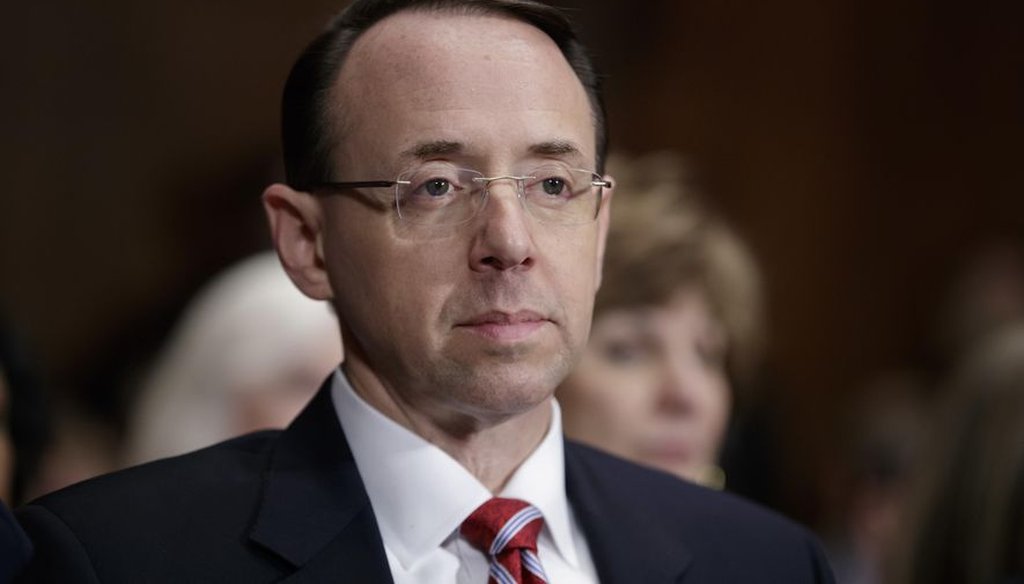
[281,0,607,191]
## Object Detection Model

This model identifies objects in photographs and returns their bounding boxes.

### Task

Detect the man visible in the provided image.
[17,1,835,582]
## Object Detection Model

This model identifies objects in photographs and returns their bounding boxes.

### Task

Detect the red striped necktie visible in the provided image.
[460,498,549,584]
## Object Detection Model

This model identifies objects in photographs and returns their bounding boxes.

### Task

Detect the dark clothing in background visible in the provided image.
[1,500,32,582]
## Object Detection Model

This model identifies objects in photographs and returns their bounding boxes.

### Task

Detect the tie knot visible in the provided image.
[461,498,544,556]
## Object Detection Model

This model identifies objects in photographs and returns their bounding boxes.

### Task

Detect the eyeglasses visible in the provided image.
[309,162,611,228]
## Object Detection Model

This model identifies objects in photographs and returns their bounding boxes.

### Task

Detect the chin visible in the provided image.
[637,453,702,482]
[464,365,561,412]
[669,461,724,487]
[486,367,559,401]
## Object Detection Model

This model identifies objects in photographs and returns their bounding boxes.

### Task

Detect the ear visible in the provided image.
[262,183,334,300]
[593,176,614,291]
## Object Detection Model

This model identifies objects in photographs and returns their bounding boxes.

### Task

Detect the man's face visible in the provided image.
[318,10,610,423]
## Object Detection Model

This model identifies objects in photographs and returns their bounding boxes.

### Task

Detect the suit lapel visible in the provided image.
[247,382,692,583]
[249,380,395,583]
[565,441,692,584]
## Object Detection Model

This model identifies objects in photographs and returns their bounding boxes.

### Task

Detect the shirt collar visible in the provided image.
[329,369,580,570]
[497,398,579,566]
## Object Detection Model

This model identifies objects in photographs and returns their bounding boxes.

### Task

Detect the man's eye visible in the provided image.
[424,178,451,197]
[541,177,567,196]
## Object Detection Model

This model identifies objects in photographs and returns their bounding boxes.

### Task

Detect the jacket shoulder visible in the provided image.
[28,430,277,512]
[565,440,835,582]
[567,439,800,528]
[16,431,284,582]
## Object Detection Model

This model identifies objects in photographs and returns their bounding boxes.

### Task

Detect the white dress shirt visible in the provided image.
[330,369,599,583]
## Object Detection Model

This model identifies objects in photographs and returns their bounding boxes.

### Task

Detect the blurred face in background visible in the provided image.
[558,286,731,484]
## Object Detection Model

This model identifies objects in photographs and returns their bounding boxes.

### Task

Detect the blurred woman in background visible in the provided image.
[558,151,765,488]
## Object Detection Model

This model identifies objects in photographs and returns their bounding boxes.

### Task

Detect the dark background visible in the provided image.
[2,0,1022,526]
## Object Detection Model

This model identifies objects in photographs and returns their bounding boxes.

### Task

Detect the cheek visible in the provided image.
[329,230,458,339]
[542,225,600,282]
[701,378,733,437]
[544,237,602,338]
[561,353,659,422]
[559,362,657,461]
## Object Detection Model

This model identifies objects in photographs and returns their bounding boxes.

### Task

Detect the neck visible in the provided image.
[342,358,553,492]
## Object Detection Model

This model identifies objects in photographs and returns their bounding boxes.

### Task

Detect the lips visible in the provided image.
[456,310,550,342]
[461,310,547,326]
[646,442,694,461]
[641,434,700,463]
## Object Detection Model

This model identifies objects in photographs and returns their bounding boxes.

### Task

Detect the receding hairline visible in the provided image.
[320,3,601,177]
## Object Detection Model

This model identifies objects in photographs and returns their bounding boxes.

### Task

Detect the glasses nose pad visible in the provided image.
[477,177,527,215]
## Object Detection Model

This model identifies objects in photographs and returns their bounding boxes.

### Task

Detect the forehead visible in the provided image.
[330,9,595,169]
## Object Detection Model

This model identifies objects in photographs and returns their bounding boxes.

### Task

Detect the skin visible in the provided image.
[263,10,612,491]
[558,288,732,483]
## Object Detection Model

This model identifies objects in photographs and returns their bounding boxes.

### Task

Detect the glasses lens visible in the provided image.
[394,163,602,228]
[396,164,483,226]
[521,165,602,225]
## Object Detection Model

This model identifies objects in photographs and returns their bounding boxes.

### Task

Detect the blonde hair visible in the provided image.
[599,151,766,386]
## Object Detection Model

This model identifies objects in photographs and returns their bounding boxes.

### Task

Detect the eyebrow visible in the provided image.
[400,140,464,160]
[529,139,584,159]
[398,138,586,163]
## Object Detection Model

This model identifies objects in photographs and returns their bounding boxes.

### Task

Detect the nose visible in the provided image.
[656,357,701,415]
[468,179,535,272]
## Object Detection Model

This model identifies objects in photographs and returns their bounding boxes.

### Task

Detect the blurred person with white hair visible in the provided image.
[124,252,342,465]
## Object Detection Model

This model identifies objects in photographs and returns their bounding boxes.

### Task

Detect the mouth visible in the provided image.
[641,437,698,464]
[456,310,551,342]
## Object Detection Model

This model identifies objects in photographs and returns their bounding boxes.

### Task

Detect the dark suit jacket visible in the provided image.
[16,382,834,582]
[2,499,32,582]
